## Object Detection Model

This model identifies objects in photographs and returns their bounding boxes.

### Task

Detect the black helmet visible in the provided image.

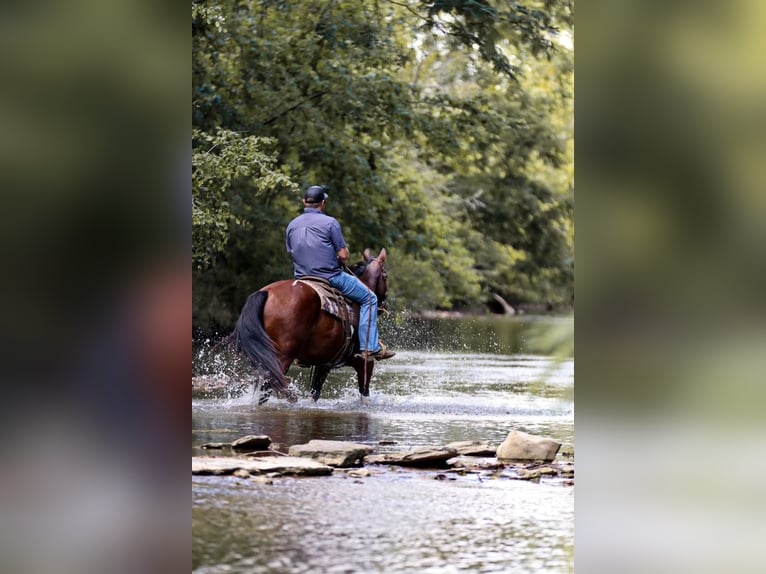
[304,185,328,204]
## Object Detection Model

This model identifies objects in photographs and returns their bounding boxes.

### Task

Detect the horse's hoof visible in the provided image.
[282,385,299,403]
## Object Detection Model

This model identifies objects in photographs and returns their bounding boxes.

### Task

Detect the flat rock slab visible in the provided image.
[288,440,374,467]
[449,456,504,471]
[243,450,285,458]
[200,442,231,450]
[366,446,458,467]
[231,435,272,451]
[445,440,497,456]
[192,456,333,476]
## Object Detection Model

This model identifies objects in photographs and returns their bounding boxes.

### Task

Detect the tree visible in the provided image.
[192,128,297,270]
[192,0,574,328]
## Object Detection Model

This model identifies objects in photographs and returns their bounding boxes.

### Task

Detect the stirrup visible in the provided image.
[357,340,395,361]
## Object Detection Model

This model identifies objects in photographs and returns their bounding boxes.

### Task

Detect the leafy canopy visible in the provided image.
[193,0,573,328]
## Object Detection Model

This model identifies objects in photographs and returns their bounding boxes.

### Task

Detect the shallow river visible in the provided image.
[192,316,574,573]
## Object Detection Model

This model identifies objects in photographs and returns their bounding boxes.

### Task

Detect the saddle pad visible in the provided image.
[294,278,351,322]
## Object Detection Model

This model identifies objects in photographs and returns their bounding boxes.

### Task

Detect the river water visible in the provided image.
[192,315,574,573]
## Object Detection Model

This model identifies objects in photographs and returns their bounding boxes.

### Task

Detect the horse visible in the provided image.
[226,247,389,403]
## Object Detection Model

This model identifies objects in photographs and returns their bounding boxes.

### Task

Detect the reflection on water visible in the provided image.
[379,314,574,357]
[193,474,573,574]
[193,316,574,573]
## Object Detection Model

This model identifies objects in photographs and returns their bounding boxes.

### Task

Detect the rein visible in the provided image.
[340,257,386,395]
[360,259,378,392]
[362,287,373,389]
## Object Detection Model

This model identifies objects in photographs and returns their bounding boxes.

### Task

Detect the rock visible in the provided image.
[346,468,370,478]
[200,442,230,449]
[232,469,252,478]
[231,435,272,451]
[515,468,542,480]
[192,456,333,476]
[366,446,458,467]
[560,464,574,476]
[449,456,504,471]
[496,430,561,463]
[287,440,373,467]
[445,440,497,456]
[243,450,284,457]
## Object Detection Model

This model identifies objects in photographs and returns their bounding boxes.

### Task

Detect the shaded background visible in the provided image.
[576,0,766,572]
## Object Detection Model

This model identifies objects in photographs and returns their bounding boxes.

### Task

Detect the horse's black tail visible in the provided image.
[229,291,287,393]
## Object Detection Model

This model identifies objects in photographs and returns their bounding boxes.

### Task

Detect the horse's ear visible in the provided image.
[377,248,387,263]
[363,248,371,261]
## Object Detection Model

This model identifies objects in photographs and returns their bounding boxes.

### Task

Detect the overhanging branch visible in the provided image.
[263,90,328,126]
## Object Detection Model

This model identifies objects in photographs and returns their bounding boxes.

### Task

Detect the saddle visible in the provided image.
[293,276,358,367]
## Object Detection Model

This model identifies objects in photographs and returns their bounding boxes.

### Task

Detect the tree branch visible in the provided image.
[386,0,429,23]
[262,90,328,126]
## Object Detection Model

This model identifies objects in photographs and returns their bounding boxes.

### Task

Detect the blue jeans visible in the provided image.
[329,271,380,352]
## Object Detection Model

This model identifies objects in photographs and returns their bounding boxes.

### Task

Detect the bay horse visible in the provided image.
[227,248,389,403]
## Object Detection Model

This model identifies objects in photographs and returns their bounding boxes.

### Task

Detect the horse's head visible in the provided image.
[351,248,389,312]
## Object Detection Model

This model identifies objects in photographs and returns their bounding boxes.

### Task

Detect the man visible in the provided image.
[285,185,395,360]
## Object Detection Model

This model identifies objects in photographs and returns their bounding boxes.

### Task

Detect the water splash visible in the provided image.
[192,338,266,402]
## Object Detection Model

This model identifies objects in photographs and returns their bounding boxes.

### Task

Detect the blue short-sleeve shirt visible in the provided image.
[285,208,347,279]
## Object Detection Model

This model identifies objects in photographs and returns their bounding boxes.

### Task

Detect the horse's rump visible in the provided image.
[291,278,357,367]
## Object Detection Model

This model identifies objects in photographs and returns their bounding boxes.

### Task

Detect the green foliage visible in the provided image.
[419,0,560,79]
[192,0,574,329]
[192,128,298,269]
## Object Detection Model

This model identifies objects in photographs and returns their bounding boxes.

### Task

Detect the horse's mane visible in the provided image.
[349,260,369,277]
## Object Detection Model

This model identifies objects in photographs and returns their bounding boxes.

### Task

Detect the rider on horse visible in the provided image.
[286,185,395,361]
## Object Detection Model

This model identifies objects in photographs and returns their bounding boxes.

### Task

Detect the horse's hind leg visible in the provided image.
[309,365,331,402]
[257,382,272,405]
[276,355,299,402]
[256,354,297,404]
